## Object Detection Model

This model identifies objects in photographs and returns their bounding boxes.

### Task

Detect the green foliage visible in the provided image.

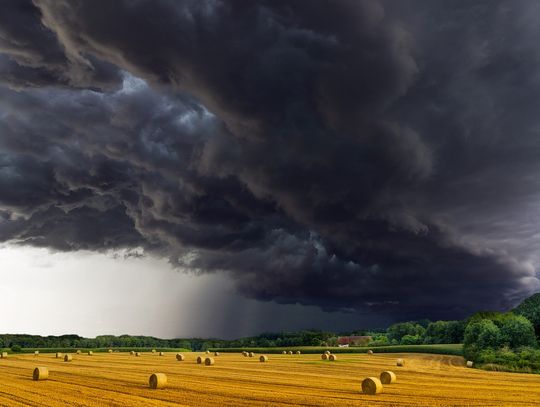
[10,345,21,352]
[499,314,537,348]
[387,322,426,342]
[424,320,465,344]
[400,334,423,345]
[475,347,540,373]
[514,293,540,341]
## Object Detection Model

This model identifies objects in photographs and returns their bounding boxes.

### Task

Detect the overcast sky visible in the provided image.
[1,0,540,338]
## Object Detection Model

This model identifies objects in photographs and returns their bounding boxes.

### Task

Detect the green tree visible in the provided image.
[498,314,537,348]
[514,293,540,341]
[464,319,502,359]
[387,322,425,342]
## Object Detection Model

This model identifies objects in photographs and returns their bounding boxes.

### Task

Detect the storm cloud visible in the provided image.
[0,0,539,325]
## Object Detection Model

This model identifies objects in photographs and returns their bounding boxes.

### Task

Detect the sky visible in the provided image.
[0,0,540,339]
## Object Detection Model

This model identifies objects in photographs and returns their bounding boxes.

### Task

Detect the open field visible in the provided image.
[0,351,539,406]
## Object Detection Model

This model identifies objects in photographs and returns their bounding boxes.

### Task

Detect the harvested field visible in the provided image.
[0,352,539,406]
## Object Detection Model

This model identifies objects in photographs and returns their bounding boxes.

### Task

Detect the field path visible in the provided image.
[0,352,539,406]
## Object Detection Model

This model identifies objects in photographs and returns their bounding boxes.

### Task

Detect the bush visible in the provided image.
[10,345,21,353]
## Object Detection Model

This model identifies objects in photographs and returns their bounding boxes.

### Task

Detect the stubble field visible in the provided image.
[0,351,539,406]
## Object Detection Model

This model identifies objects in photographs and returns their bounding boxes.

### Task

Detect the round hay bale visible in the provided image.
[1,352,8,358]
[205,350,210,354]
[33,367,49,381]
[135,352,140,357]
[87,351,93,356]
[35,351,40,356]
[149,373,167,389]
[55,352,63,358]
[296,351,301,355]
[205,357,215,366]
[214,352,220,356]
[321,354,328,360]
[259,355,268,362]
[152,349,156,353]
[329,354,337,361]
[75,350,80,355]
[130,351,135,356]
[466,360,474,368]
[108,349,113,353]
[176,353,185,361]
[367,350,373,355]
[282,351,287,354]
[396,358,404,367]
[159,352,164,356]
[196,356,203,364]
[248,352,254,357]
[324,350,331,355]
[288,351,293,355]
[242,351,248,357]
[362,377,383,395]
[380,371,396,384]
[64,354,73,362]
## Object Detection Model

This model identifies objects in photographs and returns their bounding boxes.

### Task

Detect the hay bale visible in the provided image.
[130,351,135,356]
[324,350,331,355]
[259,355,268,362]
[362,377,383,395]
[288,351,293,355]
[55,352,63,358]
[87,351,93,356]
[242,351,248,357]
[396,358,404,367]
[282,351,287,354]
[296,351,301,355]
[329,354,337,361]
[380,371,396,384]
[205,357,215,366]
[196,356,203,364]
[248,352,254,357]
[466,360,474,368]
[367,350,373,355]
[135,352,140,357]
[321,354,328,360]
[205,350,210,354]
[149,373,167,389]
[1,352,8,358]
[108,349,113,353]
[35,351,40,356]
[33,367,49,381]
[75,350,80,355]
[214,352,220,356]
[159,352,164,356]
[176,353,185,361]
[64,354,73,362]
[152,349,156,353]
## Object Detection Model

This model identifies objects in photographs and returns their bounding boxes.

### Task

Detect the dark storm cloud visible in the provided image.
[0,0,538,323]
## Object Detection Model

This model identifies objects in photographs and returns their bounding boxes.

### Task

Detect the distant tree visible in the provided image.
[387,322,425,342]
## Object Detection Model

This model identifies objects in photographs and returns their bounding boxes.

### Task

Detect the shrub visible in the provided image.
[10,345,21,353]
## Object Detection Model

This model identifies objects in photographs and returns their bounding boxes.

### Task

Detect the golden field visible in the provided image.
[0,352,539,406]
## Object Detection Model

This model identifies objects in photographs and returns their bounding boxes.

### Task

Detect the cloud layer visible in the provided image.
[0,0,539,324]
